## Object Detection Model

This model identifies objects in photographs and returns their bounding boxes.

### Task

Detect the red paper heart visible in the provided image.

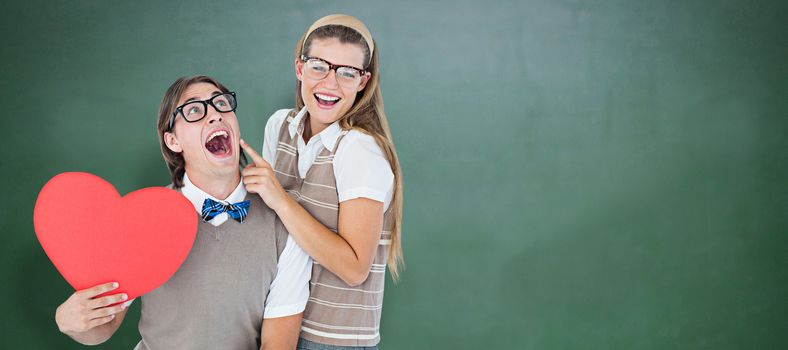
[34,172,197,300]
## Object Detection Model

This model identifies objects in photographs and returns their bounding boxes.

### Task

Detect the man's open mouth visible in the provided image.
[205,129,232,156]
[315,93,340,107]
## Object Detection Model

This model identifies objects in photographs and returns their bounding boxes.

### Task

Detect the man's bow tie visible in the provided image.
[201,198,250,223]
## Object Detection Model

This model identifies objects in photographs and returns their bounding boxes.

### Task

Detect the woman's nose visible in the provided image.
[322,69,340,88]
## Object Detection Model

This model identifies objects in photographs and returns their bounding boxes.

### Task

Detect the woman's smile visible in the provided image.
[314,92,341,109]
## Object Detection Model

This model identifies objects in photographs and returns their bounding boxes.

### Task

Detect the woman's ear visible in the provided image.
[295,58,304,81]
[358,71,371,92]
[164,132,182,153]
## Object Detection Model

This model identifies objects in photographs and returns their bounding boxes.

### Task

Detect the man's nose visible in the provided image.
[206,106,223,124]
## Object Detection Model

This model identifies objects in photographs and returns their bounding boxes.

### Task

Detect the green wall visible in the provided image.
[1,0,786,348]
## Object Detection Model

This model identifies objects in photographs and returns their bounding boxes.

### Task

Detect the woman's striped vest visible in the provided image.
[272,112,394,347]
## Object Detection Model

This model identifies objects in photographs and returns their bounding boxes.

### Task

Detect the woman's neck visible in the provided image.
[302,114,330,143]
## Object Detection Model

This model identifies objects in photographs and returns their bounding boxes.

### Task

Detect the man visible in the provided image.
[54,76,311,350]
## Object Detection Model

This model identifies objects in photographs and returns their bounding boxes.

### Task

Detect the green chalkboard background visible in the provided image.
[1,0,786,349]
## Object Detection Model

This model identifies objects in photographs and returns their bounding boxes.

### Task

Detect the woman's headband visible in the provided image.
[302,14,374,57]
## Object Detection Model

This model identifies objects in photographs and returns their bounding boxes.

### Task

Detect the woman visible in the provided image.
[240,14,403,349]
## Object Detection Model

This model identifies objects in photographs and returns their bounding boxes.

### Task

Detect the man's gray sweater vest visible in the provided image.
[135,193,287,350]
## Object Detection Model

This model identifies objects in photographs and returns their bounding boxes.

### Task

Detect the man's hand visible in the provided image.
[55,282,127,334]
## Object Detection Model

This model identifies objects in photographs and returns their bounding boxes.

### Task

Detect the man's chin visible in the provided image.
[205,152,239,171]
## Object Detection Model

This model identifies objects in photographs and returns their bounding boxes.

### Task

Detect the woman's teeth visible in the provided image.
[315,93,340,105]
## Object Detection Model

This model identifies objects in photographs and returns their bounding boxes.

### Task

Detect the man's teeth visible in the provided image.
[315,93,340,102]
[207,130,228,142]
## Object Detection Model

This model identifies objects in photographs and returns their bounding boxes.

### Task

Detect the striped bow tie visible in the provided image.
[201,198,250,223]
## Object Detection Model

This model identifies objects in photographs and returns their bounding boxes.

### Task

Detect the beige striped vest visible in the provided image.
[273,111,394,347]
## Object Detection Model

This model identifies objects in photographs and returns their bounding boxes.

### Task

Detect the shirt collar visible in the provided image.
[181,172,247,214]
[288,106,345,152]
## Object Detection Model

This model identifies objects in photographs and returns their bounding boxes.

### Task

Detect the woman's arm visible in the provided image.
[278,196,383,286]
[240,139,383,286]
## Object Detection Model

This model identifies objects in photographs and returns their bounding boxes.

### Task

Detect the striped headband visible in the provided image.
[302,14,374,57]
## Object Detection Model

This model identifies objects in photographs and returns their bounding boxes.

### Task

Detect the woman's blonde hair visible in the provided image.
[294,24,405,280]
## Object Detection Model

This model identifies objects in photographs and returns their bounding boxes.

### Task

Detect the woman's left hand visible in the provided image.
[240,139,290,212]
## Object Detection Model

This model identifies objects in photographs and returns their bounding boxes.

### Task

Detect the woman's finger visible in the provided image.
[241,166,258,177]
[239,139,270,167]
[243,175,261,185]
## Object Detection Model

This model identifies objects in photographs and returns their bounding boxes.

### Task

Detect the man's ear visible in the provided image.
[295,58,304,82]
[358,71,371,92]
[164,132,182,153]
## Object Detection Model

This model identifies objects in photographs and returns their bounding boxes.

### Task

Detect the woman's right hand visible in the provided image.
[240,138,291,212]
[55,282,128,334]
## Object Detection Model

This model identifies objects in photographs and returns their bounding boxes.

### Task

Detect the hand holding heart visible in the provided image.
[240,139,290,211]
[34,172,197,341]
[55,282,127,334]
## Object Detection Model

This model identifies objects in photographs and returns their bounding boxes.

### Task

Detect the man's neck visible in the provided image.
[185,168,241,200]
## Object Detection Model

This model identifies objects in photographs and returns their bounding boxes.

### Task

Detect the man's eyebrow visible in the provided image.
[182,91,223,104]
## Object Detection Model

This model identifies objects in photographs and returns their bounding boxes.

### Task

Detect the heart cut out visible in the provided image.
[34,172,197,300]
